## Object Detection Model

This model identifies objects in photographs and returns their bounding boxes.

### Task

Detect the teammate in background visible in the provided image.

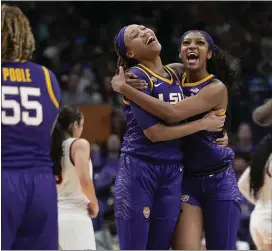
[112,29,242,250]
[1,4,61,250]
[112,25,226,250]
[51,105,99,250]
[238,134,272,250]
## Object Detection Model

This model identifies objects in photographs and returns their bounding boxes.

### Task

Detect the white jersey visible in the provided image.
[57,138,92,213]
[238,153,272,209]
[238,153,272,248]
[57,138,96,250]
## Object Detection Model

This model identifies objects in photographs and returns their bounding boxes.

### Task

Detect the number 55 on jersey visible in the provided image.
[1,61,61,169]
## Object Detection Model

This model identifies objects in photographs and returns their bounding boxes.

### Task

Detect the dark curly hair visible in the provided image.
[249,133,272,199]
[2,4,35,62]
[206,45,240,94]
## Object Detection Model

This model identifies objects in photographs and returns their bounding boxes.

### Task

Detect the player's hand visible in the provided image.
[215,130,229,146]
[87,200,99,218]
[125,72,148,90]
[202,110,226,132]
[111,66,127,93]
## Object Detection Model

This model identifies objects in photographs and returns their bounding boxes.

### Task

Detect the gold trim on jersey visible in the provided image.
[138,64,174,84]
[122,66,155,105]
[14,59,27,63]
[182,73,214,87]
[42,66,60,109]
[165,66,181,84]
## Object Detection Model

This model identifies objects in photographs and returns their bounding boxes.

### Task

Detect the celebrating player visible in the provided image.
[1,4,61,249]
[112,25,226,250]
[51,105,99,250]
[112,29,242,250]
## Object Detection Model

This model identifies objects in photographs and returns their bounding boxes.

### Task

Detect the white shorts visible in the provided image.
[250,208,272,248]
[58,211,96,250]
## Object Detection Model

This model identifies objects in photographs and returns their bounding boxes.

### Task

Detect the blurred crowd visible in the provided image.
[17,1,272,249]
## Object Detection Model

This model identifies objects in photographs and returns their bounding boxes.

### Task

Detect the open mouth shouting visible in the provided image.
[187,52,199,65]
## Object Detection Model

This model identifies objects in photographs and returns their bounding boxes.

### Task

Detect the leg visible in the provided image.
[172,202,203,250]
[147,164,182,250]
[59,213,96,250]
[116,217,150,250]
[250,210,272,250]
[202,163,242,250]
[12,171,58,250]
[203,200,241,250]
[250,211,264,250]
[172,176,203,250]
[1,170,27,250]
[114,154,157,249]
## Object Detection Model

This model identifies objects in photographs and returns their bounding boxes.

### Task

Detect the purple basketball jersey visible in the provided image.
[1,61,61,171]
[181,73,234,172]
[121,64,184,163]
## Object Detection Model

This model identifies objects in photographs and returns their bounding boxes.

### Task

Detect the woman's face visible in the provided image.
[180,31,212,71]
[124,24,161,61]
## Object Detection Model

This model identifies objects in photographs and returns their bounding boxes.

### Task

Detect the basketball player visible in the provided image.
[113,25,226,250]
[1,4,61,250]
[112,30,242,250]
[238,133,272,250]
[51,105,99,250]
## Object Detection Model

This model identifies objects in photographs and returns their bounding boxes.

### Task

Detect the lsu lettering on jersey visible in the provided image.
[1,61,61,170]
[181,73,234,172]
[121,64,184,163]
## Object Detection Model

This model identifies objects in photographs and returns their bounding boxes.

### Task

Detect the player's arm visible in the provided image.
[42,66,62,109]
[112,67,227,123]
[43,67,62,135]
[71,139,98,212]
[127,69,225,142]
[124,64,184,90]
[166,63,184,76]
[238,167,256,205]
[143,113,225,142]
[252,98,272,127]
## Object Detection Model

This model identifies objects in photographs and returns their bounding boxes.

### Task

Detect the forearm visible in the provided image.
[252,99,272,127]
[120,83,178,122]
[80,179,98,204]
[146,119,205,142]
[238,168,256,205]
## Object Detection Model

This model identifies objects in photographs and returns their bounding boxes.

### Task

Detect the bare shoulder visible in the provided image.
[72,138,90,151]
[167,63,185,75]
[211,79,226,88]
[203,79,227,94]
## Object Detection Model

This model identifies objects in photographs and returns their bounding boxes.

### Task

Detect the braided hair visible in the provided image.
[2,4,35,62]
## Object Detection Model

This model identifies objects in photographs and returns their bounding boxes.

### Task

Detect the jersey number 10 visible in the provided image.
[2,86,43,126]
